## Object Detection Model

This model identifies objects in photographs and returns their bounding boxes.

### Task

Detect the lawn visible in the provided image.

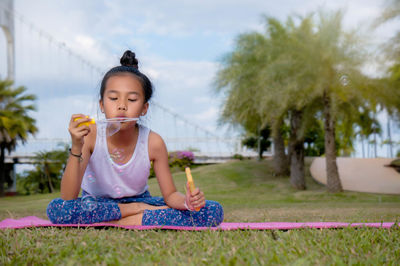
[1,158,400,264]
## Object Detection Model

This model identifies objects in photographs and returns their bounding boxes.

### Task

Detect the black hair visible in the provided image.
[100,50,153,103]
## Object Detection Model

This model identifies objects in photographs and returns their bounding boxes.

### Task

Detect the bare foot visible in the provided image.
[118,202,146,217]
[99,216,143,226]
[114,213,144,226]
[112,203,169,226]
[141,204,169,211]
[124,202,169,213]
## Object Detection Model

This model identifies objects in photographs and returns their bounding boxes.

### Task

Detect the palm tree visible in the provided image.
[215,30,290,176]
[374,1,400,126]
[20,146,69,194]
[292,11,369,192]
[0,79,37,196]
[216,11,372,192]
[253,15,321,189]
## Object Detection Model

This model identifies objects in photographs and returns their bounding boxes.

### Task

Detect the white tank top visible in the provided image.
[81,124,151,198]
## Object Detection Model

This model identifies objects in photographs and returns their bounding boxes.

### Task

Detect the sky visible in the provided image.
[0,0,399,157]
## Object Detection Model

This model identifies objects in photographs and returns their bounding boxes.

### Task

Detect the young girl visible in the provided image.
[46,50,224,226]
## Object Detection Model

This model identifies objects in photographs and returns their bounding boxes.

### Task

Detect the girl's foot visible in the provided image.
[108,204,169,226]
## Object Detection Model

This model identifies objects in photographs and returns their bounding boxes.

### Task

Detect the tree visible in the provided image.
[0,79,37,196]
[285,11,369,192]
[216,11,372,192]
[255,15,322,189]
[304,116,325,156]
[376,0,400,122]
[215,29,290,176]
[242,125,272,159]
[216,16,316,188]
[18,146,68,194]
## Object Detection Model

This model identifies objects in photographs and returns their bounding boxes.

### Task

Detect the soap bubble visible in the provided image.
[112,185,123,197]
[96,118,139,137]
[340,75,349,86]
[97,122,121,137]
[106,121,121,137]
[116,168,124,175]
[110,148,126,164]
[81,195,97,211]
[86,171,96,183]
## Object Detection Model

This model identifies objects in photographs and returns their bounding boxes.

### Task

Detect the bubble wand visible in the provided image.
[74,116,139,126]
[74,116,139,136]
[185,167,200,211]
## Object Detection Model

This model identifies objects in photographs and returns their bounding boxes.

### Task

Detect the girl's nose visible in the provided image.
[118,105,127,110]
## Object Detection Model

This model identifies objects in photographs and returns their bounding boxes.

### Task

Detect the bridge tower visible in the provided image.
[0,0,16,195]
[0,0,15,80]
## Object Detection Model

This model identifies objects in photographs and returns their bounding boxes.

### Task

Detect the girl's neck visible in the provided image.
[108,123,139,146]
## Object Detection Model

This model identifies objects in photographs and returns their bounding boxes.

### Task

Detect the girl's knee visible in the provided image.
[46,198,72,224]
[205,200,224,226]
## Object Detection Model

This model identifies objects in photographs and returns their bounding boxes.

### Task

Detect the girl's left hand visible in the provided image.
[185,182,205,211]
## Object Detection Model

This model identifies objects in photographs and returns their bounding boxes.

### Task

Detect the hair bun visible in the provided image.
[120,50,139,69]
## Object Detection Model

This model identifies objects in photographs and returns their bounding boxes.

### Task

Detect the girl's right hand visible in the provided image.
[69,114,92,152]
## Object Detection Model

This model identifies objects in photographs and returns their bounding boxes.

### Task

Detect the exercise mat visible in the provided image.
[1,216,398,230]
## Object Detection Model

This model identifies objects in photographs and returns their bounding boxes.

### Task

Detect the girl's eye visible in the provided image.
[109,97,117,101]
[128,99,137,102]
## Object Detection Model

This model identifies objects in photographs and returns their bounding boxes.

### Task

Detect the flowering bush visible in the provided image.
[175,151,195,161]
[149,151,195,178]
[169,151,195,170]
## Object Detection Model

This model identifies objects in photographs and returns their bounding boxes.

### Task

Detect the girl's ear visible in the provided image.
[99,99,104,113]
[141,102,149,116]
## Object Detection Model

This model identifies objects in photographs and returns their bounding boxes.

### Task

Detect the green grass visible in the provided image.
[1,159,400,265]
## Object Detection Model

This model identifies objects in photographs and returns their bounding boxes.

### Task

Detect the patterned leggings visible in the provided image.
[46,190,224,227]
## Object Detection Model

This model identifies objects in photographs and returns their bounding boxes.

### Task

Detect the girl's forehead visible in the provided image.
[105,74,143,94]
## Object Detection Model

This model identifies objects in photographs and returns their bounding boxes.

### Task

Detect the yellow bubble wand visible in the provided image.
[74,116,95,127]
[74,116,139,136]
[74,116,139,126]
[185,167,200,211]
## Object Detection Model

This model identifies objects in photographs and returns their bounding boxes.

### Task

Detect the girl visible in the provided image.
[46,50,224,226]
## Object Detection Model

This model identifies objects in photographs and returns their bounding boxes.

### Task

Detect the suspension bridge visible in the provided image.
[0,0,262,193]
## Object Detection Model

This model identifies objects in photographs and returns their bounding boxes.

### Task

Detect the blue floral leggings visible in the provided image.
[46,191,224,227]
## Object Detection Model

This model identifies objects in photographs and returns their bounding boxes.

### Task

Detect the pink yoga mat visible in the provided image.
[0,216,398,230]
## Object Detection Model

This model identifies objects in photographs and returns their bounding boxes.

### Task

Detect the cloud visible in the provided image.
[193,96,216,104]
[87,0,391,39]
[193,106,219,122]
[10,0,396,67]
[2,0,398,152]
[33,94,99,139]
[145,59,218,92]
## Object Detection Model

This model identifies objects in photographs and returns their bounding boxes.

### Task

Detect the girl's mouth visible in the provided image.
[106,117,139,123]
[100,117,139,123]
[115,116,127,121]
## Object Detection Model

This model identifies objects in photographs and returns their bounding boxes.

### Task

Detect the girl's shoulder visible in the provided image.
[148,130,165,147]
[148,130,167,161]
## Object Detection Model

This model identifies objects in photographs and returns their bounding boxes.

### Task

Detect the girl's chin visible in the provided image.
[118,121,137,130]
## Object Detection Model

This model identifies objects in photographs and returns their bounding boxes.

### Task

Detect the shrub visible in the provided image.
[149,151,195,178]
[169,151,195,169]
[232,154,244,160]
[17,146,69,194]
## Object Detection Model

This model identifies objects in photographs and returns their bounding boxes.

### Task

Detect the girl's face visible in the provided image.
[100,74,148,124]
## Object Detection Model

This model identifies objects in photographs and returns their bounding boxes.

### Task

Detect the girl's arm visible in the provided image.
[149,132,205,210]
[60,114,94,200]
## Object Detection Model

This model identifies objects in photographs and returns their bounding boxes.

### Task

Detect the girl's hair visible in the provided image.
[99,50,153,103]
